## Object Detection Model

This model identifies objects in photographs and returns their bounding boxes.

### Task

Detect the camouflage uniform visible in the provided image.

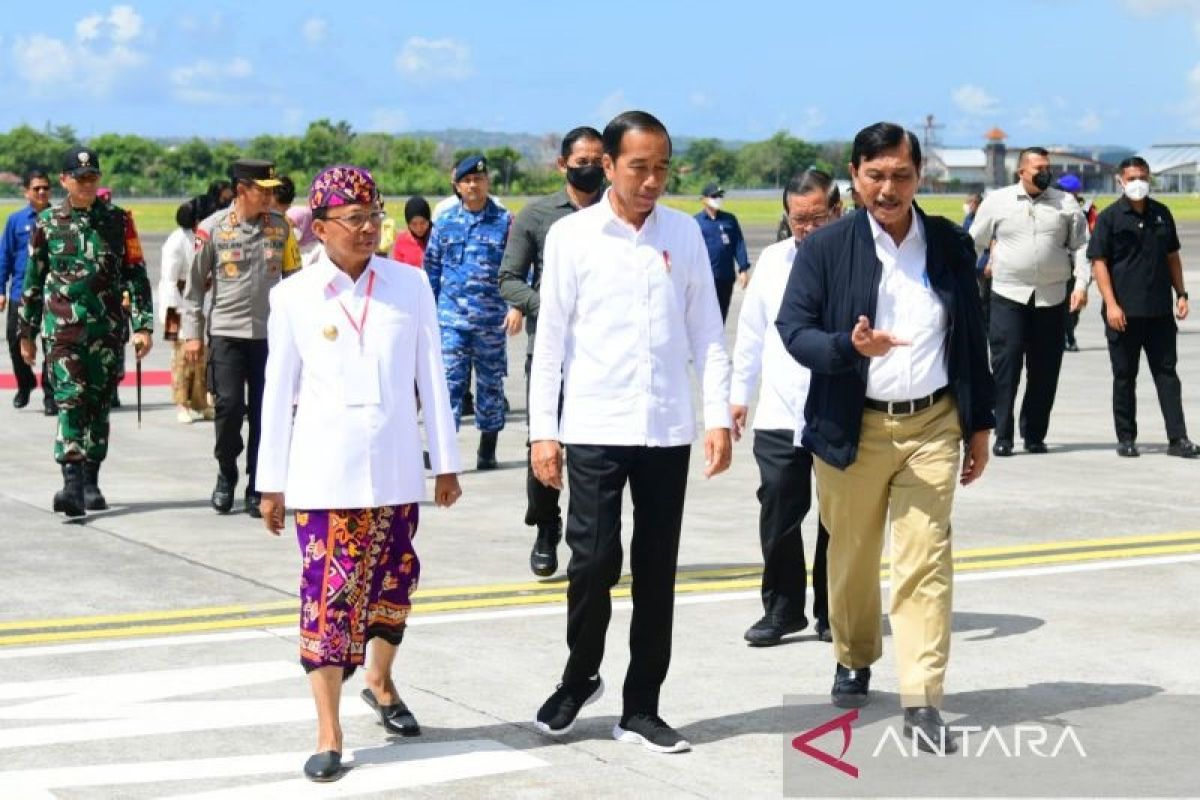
[18,200,153,463]
[423,197,511,432]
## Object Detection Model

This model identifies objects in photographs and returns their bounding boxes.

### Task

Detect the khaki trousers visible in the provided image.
[814,395,961,708]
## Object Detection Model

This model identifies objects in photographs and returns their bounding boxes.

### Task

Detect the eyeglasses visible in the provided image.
[789,211,832,229]
[29,186,51,192]
[325,210,386,231]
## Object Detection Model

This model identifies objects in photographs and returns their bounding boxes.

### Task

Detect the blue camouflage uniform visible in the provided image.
[423,197,511,432]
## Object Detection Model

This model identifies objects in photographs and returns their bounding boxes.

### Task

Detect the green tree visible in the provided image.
[484,146,521,193]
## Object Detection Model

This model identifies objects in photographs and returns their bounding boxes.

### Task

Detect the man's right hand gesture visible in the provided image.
[851,315,910,357]
[1106,302,1127,333]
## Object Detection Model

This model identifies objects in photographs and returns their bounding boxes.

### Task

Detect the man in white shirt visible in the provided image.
[731,169,840,648]
[529,111,732,754]
[777,123,995,753]
[969,147,1090,456]
[255,166,462,783]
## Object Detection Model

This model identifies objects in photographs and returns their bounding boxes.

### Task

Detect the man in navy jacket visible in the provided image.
[776,122,994,754]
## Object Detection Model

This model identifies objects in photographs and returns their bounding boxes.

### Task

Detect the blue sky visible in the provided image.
[2,0,1199,149]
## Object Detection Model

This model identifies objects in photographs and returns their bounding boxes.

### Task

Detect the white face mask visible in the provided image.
[705,197,722,211]
[1123,179,1150,202]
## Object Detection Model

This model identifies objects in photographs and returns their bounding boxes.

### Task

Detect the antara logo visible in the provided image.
[791,709,859,778]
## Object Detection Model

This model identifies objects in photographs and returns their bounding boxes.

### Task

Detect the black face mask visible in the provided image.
[566,164,605,194]
[1032,171,1052,192]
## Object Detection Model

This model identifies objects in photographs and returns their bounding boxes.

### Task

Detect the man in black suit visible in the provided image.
[776,121,995,754]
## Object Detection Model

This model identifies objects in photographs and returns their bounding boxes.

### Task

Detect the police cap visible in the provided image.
[231,158,282,188]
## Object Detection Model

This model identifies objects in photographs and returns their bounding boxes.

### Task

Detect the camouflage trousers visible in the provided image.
[49,333,122,464]
[442,325,507,433]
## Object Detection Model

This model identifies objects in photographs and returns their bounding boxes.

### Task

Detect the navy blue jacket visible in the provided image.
[775,206,995,469]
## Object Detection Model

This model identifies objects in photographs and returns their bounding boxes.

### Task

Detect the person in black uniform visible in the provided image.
[1088,156,1198,459]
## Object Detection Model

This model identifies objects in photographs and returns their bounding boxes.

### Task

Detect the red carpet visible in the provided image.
[0,370,173,390]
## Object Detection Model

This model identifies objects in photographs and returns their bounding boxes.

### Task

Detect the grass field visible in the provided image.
[4,193,1200,234]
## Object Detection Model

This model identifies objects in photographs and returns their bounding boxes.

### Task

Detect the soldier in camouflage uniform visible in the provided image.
[423,155,518,470]
[18,148,154,517]
[181,159,300,518]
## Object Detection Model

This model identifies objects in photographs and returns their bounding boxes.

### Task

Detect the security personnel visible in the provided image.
[695,182,750,322]
[181,158,300,517]
[18,148,154,516]
[424,155,513,469]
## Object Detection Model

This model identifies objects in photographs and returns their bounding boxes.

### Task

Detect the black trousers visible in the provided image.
[524,353,561,527]
[977,274,992,334]
[989,293,1066,445]
[714,278,734,322]
[562,443,690,716]
[6,303,50,398]
[207,336,268,490]
[752,430,829,626]
[1107,315,1188,443]
[1064,278,1080,346]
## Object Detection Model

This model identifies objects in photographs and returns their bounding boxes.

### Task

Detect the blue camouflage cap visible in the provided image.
[454,155,487,182]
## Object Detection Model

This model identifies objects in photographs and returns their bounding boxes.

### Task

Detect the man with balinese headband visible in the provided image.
[1087,156,1197,459]
[256,164,463,782]
[969,147,1091,458]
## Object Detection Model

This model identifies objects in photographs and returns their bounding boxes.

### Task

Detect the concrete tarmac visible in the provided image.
[0,219,1198,798]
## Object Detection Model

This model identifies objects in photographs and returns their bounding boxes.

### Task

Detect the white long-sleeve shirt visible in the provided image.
[255,254,460,509]
[529,191,732,446]
[731,238,811,433]
[157,226,192,325]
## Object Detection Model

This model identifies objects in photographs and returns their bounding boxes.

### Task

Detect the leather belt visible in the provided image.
[864,386,948,416]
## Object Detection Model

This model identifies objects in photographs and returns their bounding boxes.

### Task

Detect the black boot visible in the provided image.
[83,461,108,511]
[477,431,498,470]
[52,462,86,518]
[530,519,562,577]
[245,488,262,518]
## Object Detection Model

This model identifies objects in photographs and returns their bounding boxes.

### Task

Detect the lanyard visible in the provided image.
[335,270,375,347]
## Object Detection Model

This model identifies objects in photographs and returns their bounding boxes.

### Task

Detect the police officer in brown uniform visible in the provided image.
[181,159,300,517]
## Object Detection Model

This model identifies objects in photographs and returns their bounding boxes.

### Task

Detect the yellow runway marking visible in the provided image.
[2,531,1198,646]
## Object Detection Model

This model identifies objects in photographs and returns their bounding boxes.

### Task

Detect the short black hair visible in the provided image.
[1018,146,1049,166]
[273,175,296,205]
[602,110,673,161]
[782,168,840,211]
[22,169,49,188]
[175,200,197,230]
[851,122,921,169]
[1118,156,1151,174]
[207,179,231,200]
[561,126,603,158]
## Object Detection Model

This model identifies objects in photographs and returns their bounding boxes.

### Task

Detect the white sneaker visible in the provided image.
[176,409,194,424]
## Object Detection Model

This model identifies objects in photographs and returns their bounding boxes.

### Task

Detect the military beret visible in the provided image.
[63,148,101,177]
[454,155,487,182]
[231,158,282,188]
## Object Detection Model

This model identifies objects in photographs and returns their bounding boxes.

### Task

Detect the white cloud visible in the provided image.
[302,18,327,44]
[689,91,711,109]
[12,6,145,97]
[952,84,999,116]
[1018,105,1049,131]
[791,106,826,137]
[594,89,628,122]
[370,107,409,131]
[395,37,472,80]
[170,58,257,105]
[1077,110,1102,134]
[1121,0,1200,13]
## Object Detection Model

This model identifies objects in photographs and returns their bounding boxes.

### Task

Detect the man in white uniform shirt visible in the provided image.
[968,147,1090,456]
[777,123,994,753]
[255,166,462,782]
[529,111,732,754]
[731,168,841,647]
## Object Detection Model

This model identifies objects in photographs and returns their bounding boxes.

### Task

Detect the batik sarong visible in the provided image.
[295,504,420,673]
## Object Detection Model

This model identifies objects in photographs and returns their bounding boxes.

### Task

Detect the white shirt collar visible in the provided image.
[866,207,924,249]
[316,253,388,292]
[598,189,660,237]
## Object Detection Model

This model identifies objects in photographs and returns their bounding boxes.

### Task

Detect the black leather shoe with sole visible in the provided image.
[303,751,342,781]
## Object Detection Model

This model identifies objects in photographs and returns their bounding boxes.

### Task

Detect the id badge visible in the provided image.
[720,230,731,246]
[343,352,381,406]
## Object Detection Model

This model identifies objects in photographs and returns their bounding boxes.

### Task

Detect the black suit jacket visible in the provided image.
[775,205,995,469]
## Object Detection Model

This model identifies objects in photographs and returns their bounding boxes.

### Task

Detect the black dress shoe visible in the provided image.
[530,519,562,577]
[211,473,235,514]
[245,490,262,518]
[361,688,421,736]
[815,621,833,643]
[1167,438,1200,459]
[1064,340,1079,353]
[303,750,343,782]
[992,441,1013,457]
[1117,440,1140,458]
[743,614,808,646]
[831,664,871,708]
[43,400,58,416]
[12,388,30,409]
[903,706,958,754]
[1023,441,1048,454]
